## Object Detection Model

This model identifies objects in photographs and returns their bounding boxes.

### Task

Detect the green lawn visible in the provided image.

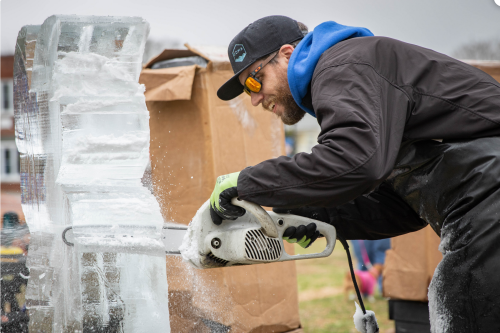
[294,239,394,333]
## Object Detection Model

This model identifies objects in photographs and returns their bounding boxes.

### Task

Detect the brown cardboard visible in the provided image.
[141,45,301,332]
[382,61,500,302]
[144,48,209,69]
[383,226,442,301]
[140,66,197,101]
[467,60,500,83]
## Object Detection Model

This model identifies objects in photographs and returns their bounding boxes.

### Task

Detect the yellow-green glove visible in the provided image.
[209,172,246,225]
[282,223,320,248]
[273,207,327,248]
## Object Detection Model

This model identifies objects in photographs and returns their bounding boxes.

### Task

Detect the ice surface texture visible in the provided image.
[14,15,170,332]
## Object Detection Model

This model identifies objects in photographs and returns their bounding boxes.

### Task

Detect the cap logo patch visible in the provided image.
[232,44,246,63]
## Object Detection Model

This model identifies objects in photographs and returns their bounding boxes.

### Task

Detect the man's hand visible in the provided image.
[210,172,246,225]
[273,206,331,248]
[282,223,320,248]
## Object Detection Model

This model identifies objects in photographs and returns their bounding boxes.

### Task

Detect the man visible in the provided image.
[209,15,500,332]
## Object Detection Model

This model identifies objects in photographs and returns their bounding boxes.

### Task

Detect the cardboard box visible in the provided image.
[382,61,500,302]
[467,60,500,83]
[383,226,442,301]
[140,46,301,332]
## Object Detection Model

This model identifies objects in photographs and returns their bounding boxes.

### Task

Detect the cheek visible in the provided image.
[261,73,281,95]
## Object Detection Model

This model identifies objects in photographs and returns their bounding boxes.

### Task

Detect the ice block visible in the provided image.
[14,15,170,332]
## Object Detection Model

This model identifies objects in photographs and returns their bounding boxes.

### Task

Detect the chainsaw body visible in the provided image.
[186,199,336,269]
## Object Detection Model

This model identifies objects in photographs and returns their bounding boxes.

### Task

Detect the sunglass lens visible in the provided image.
[245,77,261,93]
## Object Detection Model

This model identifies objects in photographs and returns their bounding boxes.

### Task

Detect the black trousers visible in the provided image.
[428,187,500,332]
[386,138,500,333]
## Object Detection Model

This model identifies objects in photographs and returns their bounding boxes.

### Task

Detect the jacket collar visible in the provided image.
[288,21,374,117]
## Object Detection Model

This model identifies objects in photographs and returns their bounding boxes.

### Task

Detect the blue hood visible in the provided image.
[288,21,374,117]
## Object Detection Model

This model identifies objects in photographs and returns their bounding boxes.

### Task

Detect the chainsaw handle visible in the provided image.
[231,198,279,238]
[268,212,336,261]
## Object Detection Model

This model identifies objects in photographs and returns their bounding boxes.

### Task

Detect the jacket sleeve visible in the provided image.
[238,63,410,208]
[332,183,428,240]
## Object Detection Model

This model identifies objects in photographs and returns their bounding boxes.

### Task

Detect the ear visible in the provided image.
[279,44,295,63]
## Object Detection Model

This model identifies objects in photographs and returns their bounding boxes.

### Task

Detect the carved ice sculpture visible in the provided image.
[14,15,170,332]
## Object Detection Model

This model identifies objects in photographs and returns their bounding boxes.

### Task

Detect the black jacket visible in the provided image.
[237,36,500,238]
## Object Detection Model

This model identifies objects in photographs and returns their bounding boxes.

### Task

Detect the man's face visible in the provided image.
[238,46,305,125]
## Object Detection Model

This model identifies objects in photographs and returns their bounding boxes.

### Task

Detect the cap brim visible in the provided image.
[217,65,250,101]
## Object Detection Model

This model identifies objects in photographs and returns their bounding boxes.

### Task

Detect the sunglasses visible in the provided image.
[243,51,278,96]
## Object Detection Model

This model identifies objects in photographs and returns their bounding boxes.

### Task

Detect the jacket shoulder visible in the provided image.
[315,36,403,70]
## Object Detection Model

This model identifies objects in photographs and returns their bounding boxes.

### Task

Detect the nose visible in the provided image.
[250,91,264,106]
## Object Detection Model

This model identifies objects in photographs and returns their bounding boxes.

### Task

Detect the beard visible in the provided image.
[264,70,305,125]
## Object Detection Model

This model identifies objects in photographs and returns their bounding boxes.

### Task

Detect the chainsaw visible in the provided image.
[61,198,336,266]
[165,199,379,331]
[62,198,378,332]
[164,198,336,269]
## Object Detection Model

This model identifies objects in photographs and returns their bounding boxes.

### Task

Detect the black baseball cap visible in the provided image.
[217,15,305,101]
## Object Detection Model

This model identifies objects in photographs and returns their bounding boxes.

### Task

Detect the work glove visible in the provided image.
[210,172,246,225]
[273,206,331,248]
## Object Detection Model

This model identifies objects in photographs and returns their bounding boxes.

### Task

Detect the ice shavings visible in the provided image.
[353,302,379,333]
[179,200,210,268]
[168,199,237,324]
[270,116,283,158]
[228,97,256,134]
[428,232,451,333]
[428,265,450,333]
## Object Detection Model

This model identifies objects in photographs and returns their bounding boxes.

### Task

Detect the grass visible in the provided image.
[294,239,394,333]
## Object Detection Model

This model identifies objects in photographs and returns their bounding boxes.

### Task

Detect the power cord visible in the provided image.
[337,233,367,315]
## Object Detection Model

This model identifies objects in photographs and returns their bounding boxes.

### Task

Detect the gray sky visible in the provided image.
[1,0,500,57]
